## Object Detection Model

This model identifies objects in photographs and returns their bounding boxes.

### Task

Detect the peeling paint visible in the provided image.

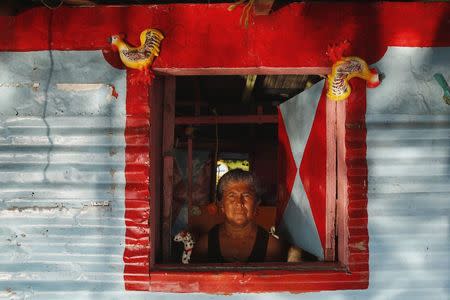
[56,83,119,99]
[56,83,107,92]
[0,82,40,90]
[86,201,111,207]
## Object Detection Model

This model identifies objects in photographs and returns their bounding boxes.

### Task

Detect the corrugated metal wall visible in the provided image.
[0,51,128,298]
[0,47,448,299]
[365,47,450,299]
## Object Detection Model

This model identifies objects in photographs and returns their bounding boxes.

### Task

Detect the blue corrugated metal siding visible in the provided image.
[365,47,450,298]
[0,51,128,297]
[0,47,449,299]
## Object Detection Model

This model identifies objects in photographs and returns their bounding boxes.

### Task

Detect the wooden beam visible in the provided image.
[175,114,278,125]
[161,76,176,262]
[254,0,276,15]
[154,67,331,76]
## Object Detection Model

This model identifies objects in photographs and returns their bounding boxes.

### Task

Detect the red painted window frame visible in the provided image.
[123,72,369,293]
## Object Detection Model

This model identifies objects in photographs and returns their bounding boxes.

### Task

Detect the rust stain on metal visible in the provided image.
[56,83,105,91]
[110,84,119,99]
[110,148,117,156]
[4,288,16,297]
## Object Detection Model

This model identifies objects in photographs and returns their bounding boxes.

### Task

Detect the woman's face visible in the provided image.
[220,180,258,227]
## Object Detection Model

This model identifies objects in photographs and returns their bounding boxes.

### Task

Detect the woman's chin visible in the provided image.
[229,218,251,227]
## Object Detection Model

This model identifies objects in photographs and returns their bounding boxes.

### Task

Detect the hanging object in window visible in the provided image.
[109,28,164,84]
[173,231,195,264]
[327,56,381,101]
[277,80,328,260]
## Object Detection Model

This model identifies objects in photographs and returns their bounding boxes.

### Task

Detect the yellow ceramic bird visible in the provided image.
[109,28,164,71]
[327,56,380,101]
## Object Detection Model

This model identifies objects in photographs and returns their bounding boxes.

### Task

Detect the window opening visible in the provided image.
[159,74,330,266]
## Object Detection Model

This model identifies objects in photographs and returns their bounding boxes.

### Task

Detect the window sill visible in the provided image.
[153,261,345,272]
[147,263,368,293]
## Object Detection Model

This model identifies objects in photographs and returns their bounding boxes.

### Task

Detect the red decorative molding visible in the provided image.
[1,3,449,64]
[123,69,151,291]
[342,78,370,283]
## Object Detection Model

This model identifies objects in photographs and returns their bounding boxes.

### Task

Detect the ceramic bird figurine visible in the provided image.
[327,56,381,101]
[174,231,195,264]
[109,28,164,84]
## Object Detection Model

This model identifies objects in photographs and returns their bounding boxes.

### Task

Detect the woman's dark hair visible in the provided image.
[216,169,261,202]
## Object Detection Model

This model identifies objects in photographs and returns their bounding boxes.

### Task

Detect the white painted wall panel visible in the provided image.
[0,50,128,298]
[365,47,450,299]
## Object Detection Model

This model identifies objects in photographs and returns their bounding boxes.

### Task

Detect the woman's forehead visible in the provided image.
[223,180,256,192]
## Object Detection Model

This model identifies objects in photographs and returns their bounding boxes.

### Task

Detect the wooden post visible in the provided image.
[149,77,164,266]
[162,76,176,262]
[187,128,193,219]
[325,95,337,261]
[336,99,349,266]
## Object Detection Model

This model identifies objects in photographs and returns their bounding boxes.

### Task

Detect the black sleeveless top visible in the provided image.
[207,224,269,263]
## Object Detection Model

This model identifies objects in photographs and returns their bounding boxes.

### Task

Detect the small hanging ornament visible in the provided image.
[109,28,164,85]
[228,0,256,28]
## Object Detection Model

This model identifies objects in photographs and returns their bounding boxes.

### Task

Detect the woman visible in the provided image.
[193,169,286,262]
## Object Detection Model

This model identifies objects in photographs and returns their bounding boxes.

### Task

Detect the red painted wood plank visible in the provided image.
[1,3,449,67]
